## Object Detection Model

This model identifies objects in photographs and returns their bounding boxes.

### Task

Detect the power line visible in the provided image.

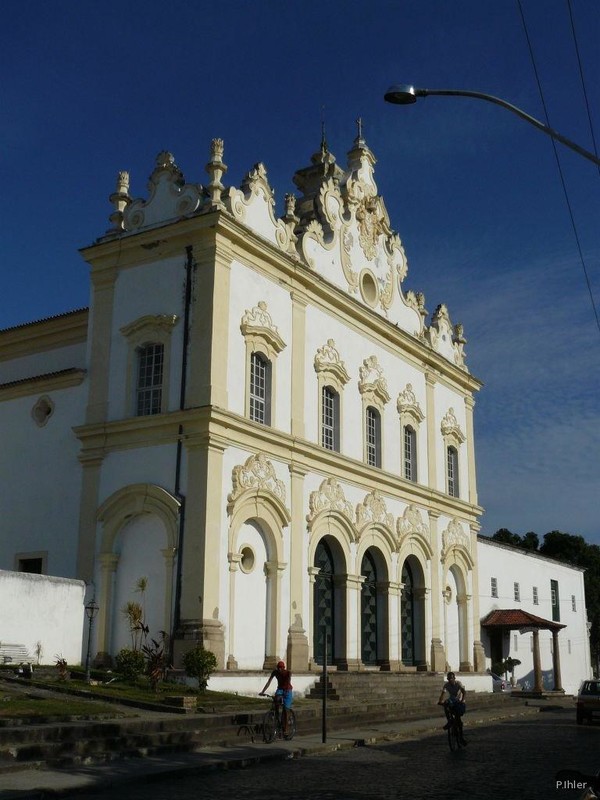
[517,0,600,336]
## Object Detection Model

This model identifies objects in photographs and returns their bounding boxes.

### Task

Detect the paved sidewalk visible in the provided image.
[0,702,555,799]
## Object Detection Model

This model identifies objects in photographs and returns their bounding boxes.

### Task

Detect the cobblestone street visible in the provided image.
[73,709,600,800]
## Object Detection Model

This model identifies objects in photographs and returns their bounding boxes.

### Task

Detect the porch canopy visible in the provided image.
[481,609,566,693]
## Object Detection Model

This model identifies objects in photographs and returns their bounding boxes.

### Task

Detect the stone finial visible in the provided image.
[206,137,227,209]
[109,170,131,230]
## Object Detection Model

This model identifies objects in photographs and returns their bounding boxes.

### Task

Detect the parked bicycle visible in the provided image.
[260,692,297,742]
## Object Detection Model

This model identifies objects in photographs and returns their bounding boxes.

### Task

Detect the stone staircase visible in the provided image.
[0,673,520,773]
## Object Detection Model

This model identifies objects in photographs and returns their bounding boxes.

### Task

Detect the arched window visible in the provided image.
[365,406,381,468]
[447,446,459,497]
[136,343,164,416]
[321,386,340,451]
[249,351,272,425]
[403,425,417,482]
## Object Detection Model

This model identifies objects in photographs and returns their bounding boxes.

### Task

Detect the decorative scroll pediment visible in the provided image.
[425,304,468,371]
[120,314,179,339]
[397,383,424,424]
[358,356,390,406]
[441,408,466,445]
[306,477,353,524]
[441,518,470,558]
[240,301,286,354]
[314,339,350,386]
[123,152,203,231]
[397,504,430,539]
[356,489,394,532]
[228,453,286,508]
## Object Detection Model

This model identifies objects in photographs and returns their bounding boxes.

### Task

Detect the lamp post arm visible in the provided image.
[416,88,600,167]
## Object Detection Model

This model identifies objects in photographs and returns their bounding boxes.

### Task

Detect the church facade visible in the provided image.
[0,132,589,693]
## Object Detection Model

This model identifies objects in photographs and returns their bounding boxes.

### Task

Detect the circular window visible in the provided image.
[360,270,378,307]
[240,546,255,574]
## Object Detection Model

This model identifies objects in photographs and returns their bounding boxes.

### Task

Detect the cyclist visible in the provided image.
[437,671,467,745]
[260,660,293,735]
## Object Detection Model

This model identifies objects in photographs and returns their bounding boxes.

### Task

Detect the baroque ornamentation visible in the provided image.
[358,356,390,405]
[441,408,466,444]
[356,197,383,261]
[240,301,286,354]
[313,339,350,385]
[397,383,425,423]
[441,518,470,557]
[356,490,394,531]
[306,477,353,524]
[228,453,286,507]
[397,505,429,539]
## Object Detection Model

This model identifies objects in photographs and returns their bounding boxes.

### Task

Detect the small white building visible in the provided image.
[0,132,591,691]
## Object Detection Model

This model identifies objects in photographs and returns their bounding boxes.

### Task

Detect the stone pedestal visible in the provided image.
[430,637,446,673]
[473,640,486,673]
[286,618,309,671]
[172,618,225,669]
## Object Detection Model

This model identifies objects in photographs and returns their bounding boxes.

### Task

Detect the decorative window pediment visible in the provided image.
[120,314,179,341]
[314,339,350,387]
[306,477,354,525]
[356,489,394,532]
[397,383,424,425]
[441,407,465,446]
[227,453,286,509]
[240,301,286,356]
[358,355,390,407]
[441,518,471,558]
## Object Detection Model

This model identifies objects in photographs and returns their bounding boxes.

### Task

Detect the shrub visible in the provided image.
[182,646,218,690]
[115,648,145,680]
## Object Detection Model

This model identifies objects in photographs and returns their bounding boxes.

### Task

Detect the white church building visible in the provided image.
[0,131,591,695]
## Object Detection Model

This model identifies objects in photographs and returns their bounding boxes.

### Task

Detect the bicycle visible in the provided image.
[260,692,296,742]
[440,701,466,752]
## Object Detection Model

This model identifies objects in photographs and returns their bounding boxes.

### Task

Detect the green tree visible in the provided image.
[492,528,523,547]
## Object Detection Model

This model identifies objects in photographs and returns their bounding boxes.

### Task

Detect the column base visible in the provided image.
[226,655,238,670]
[430,638,446,673]
[172,618,226,669]
[473,640,486,673]
[459,661,473,673]
[335,658,361,671]
[286,622,309,672]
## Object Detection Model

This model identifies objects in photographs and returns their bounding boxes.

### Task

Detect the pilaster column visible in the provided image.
[386,581,402,670]
[307,566,320,667]
[425,371,438,490]
[96,552,119,663]
[86,267,117,424]
[290,293,307,438]
[76,453,104,582]
[464,396,478,505]
[226,552,242,669]
[287,465,309,670]
[161,547,177,637]
[457,592,473,672]
[552,630,564,692]
[264,560,287,669]
[428,510,445,671]
[335,573,362,670]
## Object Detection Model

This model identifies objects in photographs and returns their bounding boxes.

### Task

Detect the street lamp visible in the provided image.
[84,598,99,683]
[384,84,600,167]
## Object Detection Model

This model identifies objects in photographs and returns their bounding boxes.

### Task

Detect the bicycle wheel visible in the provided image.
[447,721,460,751]
[263,710,277,743]
[284,709,297,740]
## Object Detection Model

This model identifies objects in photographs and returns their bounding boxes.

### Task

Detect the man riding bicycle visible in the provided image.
[438,671,467,745]
[260,660,293,735]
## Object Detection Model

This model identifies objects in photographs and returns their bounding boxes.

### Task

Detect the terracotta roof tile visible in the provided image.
[481,609,565,630]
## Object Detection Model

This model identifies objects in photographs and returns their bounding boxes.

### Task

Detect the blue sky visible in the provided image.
[1,1,599,543]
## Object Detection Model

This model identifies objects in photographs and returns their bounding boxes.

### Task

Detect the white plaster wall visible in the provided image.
[0,384,87,576]
[232,522,268,668]
[97,446,178,510]
[0,343,87,384]
[107,257,185,421]
[477,538,591,695]
[110,515,169,653]
[227,260,292,431]
[0,570,85,664]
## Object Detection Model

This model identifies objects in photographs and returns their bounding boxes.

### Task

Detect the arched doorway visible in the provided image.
[313,536,347,665]
[232,520,269,669]
[361,550,378,664]
[400,555,426,667]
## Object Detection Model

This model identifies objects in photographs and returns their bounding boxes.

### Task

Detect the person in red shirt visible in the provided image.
[260,660,293,734]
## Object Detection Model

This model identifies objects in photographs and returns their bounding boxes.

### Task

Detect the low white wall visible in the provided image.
[0,570,86,665]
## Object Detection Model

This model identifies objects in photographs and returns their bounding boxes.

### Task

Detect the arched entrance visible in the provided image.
[400,555,426,667]
[232,520,269,669]
[361,550,378,664]
[313,537,346,665]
